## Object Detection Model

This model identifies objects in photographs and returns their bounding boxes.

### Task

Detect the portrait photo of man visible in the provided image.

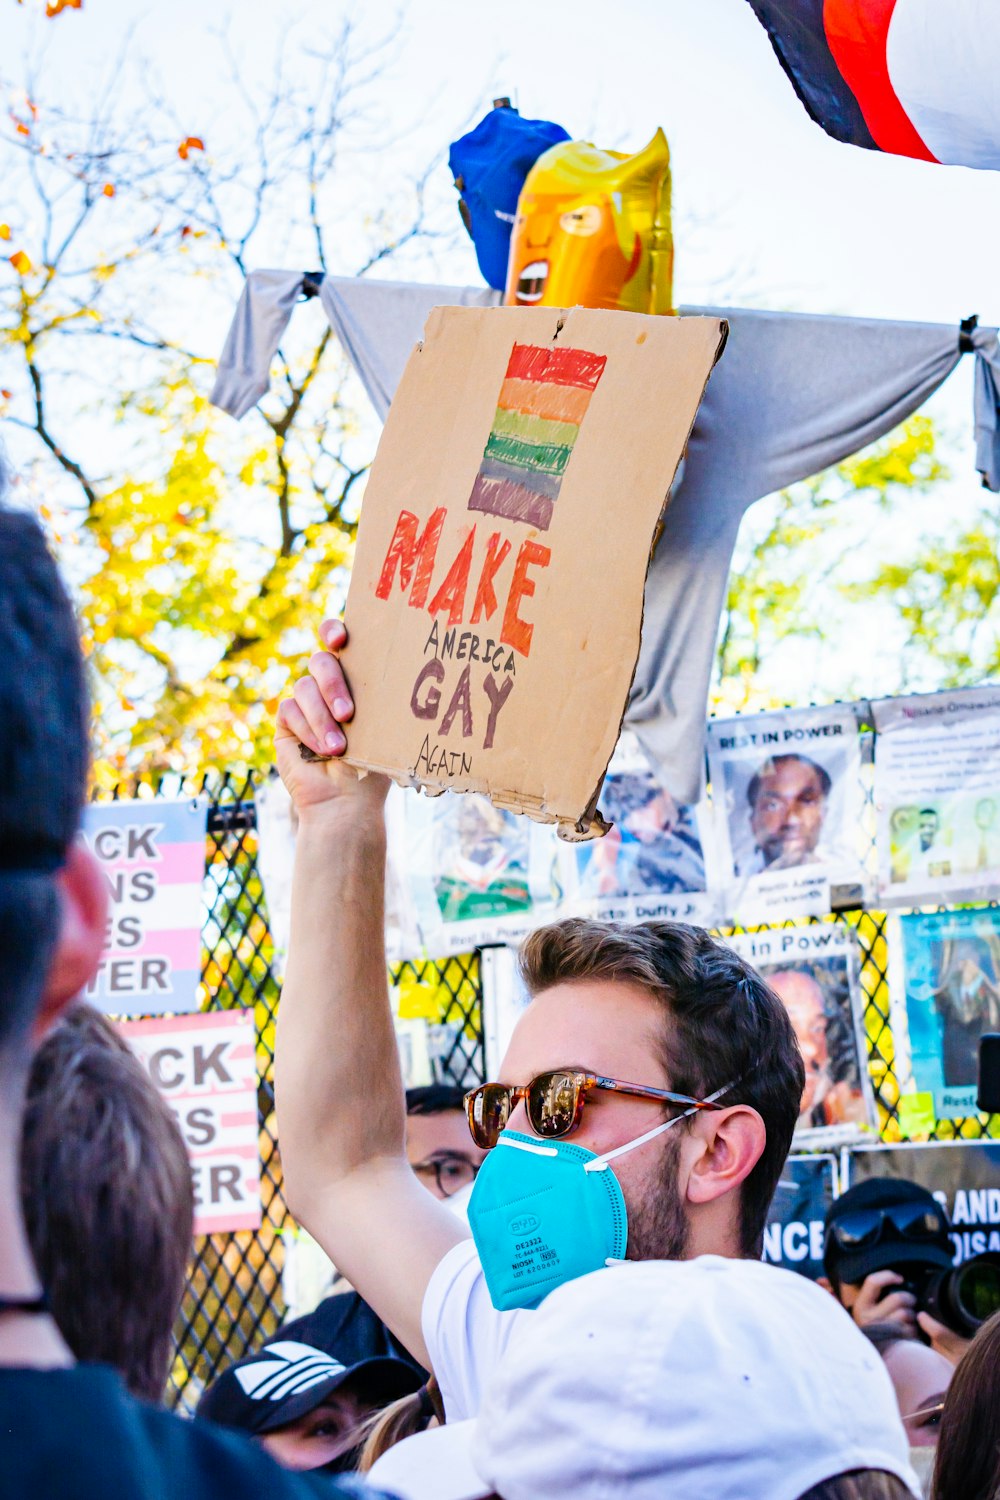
[736,753,833,876]
[899,805,952,884]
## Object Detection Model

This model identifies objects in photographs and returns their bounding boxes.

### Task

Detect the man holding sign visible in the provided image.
[274,617,806,1422]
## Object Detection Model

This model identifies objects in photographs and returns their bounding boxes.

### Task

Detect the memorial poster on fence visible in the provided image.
[82,797,207,1015]
[728,923,876,1147]
[560,732,717,926]
[256,776,419,969]
[891,907,1000,1120]
[762,1154,838,1280]
[846,1141,1000,1264]
[706,705,866,922]
[118,1010,262,1235]
[873,686,1000,906]
[402,788,561,957]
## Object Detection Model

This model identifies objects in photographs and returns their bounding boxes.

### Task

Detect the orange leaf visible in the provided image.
[0,390,11,400]
[9,250,32,274]
[102,182,115,198]
[177,136,205,161]
[180,224,192,239]
[15,121,30,138]
[45,0,82,15]
[0,225,9,241]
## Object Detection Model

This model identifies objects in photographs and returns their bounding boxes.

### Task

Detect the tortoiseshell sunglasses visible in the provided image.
[465,1067,728,1150]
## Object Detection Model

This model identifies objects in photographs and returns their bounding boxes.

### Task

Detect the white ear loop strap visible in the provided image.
[584,1080,738,1173]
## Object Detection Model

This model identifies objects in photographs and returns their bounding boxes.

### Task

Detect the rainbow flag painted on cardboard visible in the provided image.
[468,343,607,531]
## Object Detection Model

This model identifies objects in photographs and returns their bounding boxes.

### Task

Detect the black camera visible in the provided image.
[891,1251,1000,1338]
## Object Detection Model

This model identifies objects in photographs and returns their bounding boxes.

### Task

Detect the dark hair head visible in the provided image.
[0,503,89,1058]
[747,754,832,809]
[21,1003,194,1401]
[931,1308,1000,1500]
[859,1322,916,1360]
[517,919,805,1256]
[797,1473,917,1500]
[406,1085,467,1115]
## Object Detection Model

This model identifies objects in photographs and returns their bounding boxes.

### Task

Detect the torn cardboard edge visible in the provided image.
[334,304,728,842]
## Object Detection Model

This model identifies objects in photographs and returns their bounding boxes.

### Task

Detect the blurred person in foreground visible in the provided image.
[367,1258,920,1500]
[930,1307,1000,1500]
[21,1002,193,1402]
[196,1333,422,1475]
[0,488,385,1499]
[273,620,805,1425]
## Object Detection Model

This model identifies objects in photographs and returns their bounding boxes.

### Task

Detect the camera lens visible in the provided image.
[954,1256,1000,1329]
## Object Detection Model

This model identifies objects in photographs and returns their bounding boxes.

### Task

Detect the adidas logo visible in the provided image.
[234,1341,347,1403]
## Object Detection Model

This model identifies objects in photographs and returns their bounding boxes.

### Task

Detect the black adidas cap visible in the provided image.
[195,1338,422,1436]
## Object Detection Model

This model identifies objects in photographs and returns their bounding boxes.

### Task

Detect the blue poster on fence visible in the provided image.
[895,908,1000,1119]
[762,1154,838,1280]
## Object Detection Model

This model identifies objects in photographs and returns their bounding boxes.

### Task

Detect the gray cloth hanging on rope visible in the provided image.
[211,272,1000,803]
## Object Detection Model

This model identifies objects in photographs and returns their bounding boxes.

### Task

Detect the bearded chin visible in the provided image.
[624,1131,689,1262]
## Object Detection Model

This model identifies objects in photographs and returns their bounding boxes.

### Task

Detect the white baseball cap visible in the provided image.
[368,1256,920,1500]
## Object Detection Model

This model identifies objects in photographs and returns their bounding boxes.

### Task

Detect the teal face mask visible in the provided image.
[467,1088,732,1312]
[468,1130,628,1312]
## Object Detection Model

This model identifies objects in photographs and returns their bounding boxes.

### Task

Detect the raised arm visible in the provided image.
[273,619,468,1365]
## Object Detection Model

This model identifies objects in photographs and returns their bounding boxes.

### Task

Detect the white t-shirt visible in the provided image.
[420,1239,530,1422]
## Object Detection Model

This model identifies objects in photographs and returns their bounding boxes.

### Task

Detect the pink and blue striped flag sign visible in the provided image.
[118,1010,261,1235]
[82,797,208,1016]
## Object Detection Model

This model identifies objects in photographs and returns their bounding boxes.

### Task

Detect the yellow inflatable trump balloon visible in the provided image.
[504,128,673,315]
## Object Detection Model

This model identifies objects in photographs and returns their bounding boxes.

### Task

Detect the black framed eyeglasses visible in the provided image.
[410,1150,481,1199]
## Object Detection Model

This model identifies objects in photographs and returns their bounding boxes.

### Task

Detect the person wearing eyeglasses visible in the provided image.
[273,619,806,1427]
[405,1086,487,1203]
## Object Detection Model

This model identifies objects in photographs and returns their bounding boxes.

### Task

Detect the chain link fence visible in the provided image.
[92,766,995,1411]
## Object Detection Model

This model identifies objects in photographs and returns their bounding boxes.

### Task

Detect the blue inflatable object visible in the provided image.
[449,104,570,291]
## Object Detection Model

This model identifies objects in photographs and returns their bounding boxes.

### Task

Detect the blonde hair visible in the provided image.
[356,1376,444,1471]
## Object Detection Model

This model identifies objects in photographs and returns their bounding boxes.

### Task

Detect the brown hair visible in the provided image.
[20,1003,194,1401]
[798,1474,916,1500]
[356,1377,444,1472]
[931,1308,1000,1500]
[518,919,805,1256]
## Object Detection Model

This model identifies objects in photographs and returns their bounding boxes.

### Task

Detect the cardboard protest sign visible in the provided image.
[118,1010,261,1236]
[340,305,726,839]
[728,923,876,1149]
[873,686,1000,906]
[706,704,867,921]
[82,798,207,1015]
[891,907,1000,1120]
[845,1141,1000,1267]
